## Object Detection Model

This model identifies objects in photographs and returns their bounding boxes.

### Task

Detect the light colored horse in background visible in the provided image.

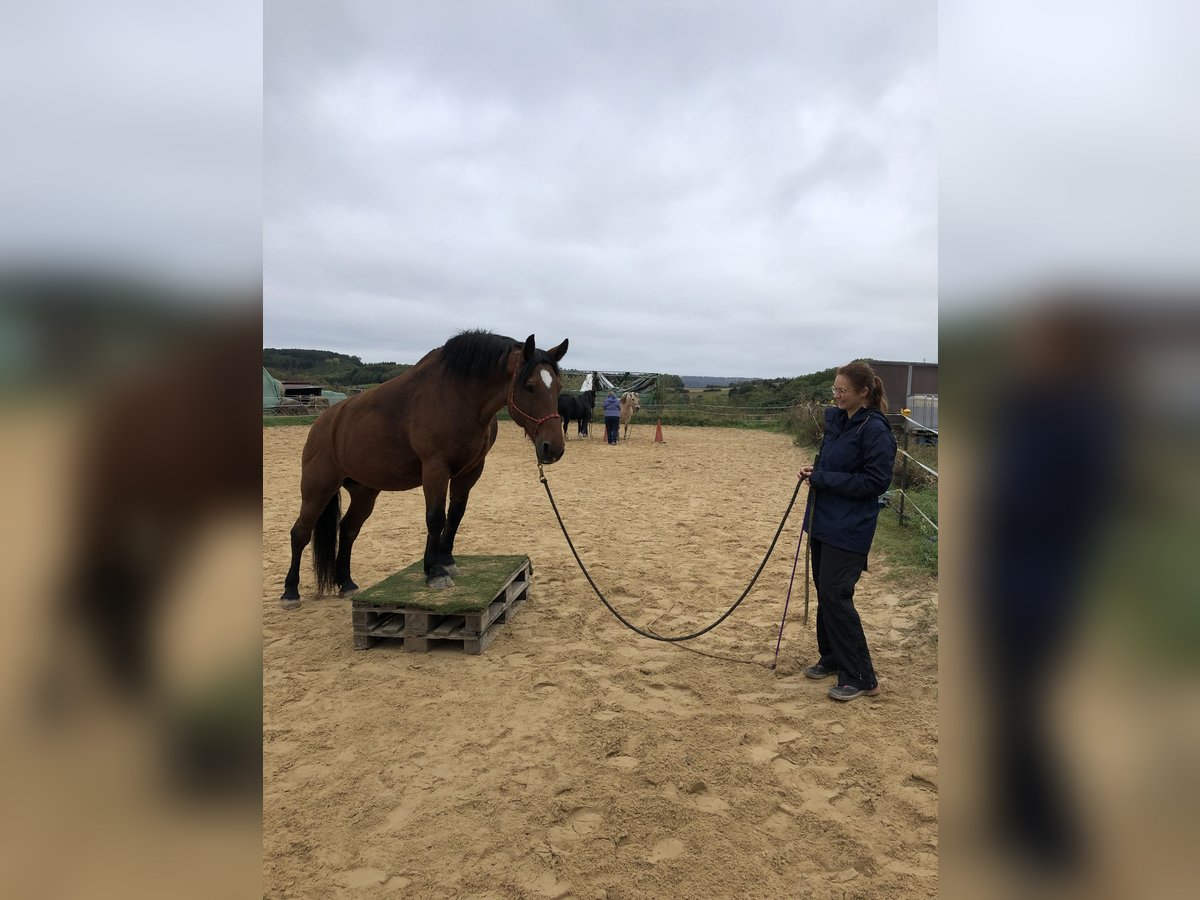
[619,391,640,439]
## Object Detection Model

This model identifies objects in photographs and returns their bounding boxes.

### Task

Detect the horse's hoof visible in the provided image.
[339,585,359,598]
[280,596,301,610]
[442,564,461,577]
[426,576,454,591]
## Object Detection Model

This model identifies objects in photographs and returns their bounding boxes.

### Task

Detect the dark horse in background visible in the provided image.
[280,330,569,607]
[557,388,596,438]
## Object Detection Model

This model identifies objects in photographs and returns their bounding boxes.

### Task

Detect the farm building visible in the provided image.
[872,359,938,430]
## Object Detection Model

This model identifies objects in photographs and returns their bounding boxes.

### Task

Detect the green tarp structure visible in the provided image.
[263,367,285,410]
[264,367,348,412]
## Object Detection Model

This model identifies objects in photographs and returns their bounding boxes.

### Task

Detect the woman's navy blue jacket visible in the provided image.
[802,405,897,555]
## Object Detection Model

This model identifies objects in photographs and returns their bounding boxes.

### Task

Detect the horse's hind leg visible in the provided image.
[335,481,379,597]
[281,479,341,608]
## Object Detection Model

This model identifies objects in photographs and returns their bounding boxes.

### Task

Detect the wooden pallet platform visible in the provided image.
[350,555,531,654]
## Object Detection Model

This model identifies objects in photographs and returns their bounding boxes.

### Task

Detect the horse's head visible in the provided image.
[507,334,569,464]
[622,391,641,414]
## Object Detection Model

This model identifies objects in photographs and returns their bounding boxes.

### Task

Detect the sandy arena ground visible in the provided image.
[263,421,938,899]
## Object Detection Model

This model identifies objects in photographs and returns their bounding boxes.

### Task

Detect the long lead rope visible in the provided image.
[538,465,803,643]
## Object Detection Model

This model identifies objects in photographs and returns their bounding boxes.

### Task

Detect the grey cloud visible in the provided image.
[265,2,937,376]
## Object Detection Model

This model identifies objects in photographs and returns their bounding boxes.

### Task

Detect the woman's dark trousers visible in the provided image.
[811,538,877,689]
[605,416,619,444]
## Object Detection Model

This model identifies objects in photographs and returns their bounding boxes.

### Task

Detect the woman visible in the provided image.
[798,361,897,701]
[603,390,621,444]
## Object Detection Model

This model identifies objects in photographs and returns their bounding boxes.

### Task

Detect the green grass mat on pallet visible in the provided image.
[353,555,530,613]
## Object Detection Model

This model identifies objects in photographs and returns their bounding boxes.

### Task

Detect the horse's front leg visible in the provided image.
[421,470,454,590]
[440,458,487,578]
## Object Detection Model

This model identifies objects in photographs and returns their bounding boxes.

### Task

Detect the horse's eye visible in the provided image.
[524,383,535,393]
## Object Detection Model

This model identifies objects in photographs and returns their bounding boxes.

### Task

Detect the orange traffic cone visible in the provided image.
[654,420,665,443]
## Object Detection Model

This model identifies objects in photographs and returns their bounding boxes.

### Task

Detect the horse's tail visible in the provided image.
[312,491,341,597]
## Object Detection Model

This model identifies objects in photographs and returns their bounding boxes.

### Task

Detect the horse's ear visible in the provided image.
[522,334,536,360]
[547,338,568,362]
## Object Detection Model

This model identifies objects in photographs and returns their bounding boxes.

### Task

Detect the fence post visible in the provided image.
[897,421,909,525]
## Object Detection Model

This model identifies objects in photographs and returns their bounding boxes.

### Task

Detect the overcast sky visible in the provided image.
[3,2,1193,358]
[263,2,937,378]
[940,0,1200,309]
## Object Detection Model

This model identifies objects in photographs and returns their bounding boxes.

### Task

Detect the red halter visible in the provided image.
[507,371,562,434]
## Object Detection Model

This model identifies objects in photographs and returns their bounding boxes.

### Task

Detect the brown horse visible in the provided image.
[280,331,568,608]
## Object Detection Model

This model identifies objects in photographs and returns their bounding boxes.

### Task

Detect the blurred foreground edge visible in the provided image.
[941,287,1200,899]
[1,272,263,899]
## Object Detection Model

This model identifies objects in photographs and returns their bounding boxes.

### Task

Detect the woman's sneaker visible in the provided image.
[803,663,838,680]
[828,683,881,702]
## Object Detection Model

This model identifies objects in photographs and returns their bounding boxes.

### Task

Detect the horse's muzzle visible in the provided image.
[537,440,564,465]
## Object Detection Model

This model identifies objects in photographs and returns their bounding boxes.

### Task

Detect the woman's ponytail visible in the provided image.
[871,375,889,413]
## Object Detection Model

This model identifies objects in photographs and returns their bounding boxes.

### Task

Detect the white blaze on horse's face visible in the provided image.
[515,334,568,465]
[520,362,565,465]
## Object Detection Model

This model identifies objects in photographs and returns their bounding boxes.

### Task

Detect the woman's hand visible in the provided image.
[798,465,814,481]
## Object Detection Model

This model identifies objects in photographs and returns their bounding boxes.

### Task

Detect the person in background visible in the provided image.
[798,361,897,701]
[603,390,621,444]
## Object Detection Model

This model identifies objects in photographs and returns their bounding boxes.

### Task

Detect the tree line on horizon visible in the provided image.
[263,348,838,407]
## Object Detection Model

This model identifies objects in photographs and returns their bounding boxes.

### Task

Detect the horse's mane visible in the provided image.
[439,329,560,383]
